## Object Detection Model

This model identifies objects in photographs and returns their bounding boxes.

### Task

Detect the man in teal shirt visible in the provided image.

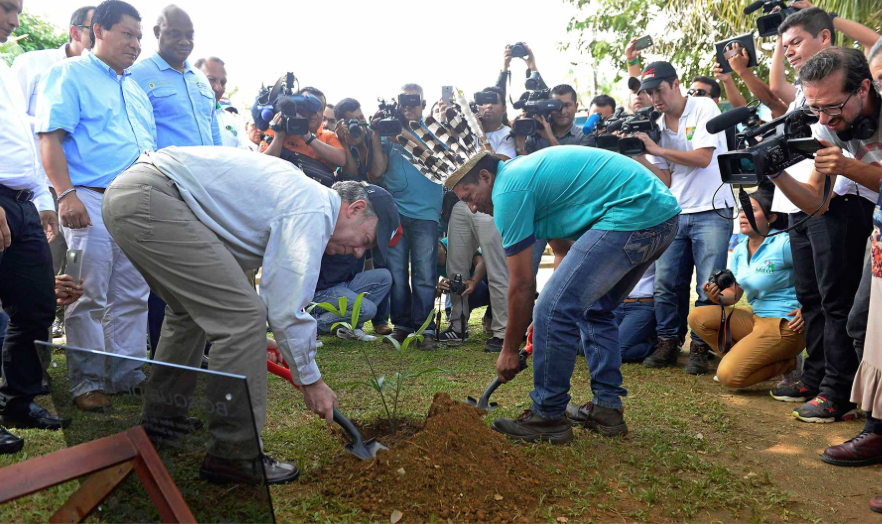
[450,146,680,443]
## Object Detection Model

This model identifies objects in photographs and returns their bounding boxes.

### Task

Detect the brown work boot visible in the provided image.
[565,401,629,437]
[643,337,681,369]
[685,339,711,375]
[491,409,573,444]
[373,323,393,336]
[74,391,111,412]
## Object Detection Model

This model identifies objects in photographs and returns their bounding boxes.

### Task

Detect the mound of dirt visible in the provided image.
[320,393,553,523]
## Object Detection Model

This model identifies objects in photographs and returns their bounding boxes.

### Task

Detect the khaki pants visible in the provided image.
[688,306,806,389]
[103,164,267,459]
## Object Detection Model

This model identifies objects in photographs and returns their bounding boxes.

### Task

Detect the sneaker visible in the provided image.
[382,328,410,345]
[373,323,393,336]
[334,326,377,341]
[50,318,64,338]
[351,329,376,342]
[484,337,504,353]
[482,315,493,337]
[643,338,680,369]
[685,339,710,375]
[792,396,860,424]
[770,380,817,402]
[565,402,629,437]
[437,327,468,343]
[821,431,882,467]
[491,409,573,444]
[315,333,323,349]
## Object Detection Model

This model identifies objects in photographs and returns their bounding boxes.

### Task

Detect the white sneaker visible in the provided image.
[316,333,324,348]
[352,329,377,342]
[335,326,355,340]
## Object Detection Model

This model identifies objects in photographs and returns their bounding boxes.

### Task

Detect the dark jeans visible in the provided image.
[148,291,165,358]
[790,195,874,404]
[614,301,657,362]
[847,238,872,361]
[0,186,55,412]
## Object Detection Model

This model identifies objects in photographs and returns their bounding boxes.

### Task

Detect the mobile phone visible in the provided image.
[441,86,455,106]
[634,35,653,51]
[788,137,824,157]
[65,249,84,283]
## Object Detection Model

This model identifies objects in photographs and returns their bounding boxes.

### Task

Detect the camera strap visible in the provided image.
[716,304,734,354]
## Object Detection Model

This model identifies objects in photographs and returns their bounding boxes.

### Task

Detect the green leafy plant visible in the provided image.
[310,293,446,432]
[0,12,67,66]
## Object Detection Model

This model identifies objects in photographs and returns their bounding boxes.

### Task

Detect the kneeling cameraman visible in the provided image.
[688,184,805,390]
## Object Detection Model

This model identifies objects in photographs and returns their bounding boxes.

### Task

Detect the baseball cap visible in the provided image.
[362,184,401,266]
[638,61,679,93]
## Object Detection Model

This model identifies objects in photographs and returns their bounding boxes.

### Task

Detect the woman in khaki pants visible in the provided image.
[688,185,805,390]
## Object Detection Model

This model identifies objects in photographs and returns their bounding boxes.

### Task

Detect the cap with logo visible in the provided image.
[361,183,402,266]
[638,61,679,93]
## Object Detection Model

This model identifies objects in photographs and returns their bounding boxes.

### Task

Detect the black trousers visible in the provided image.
[789,195,874,404]
[0,185,55,412]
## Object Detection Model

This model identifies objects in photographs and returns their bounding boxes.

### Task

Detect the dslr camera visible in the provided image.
[744,0,800,37]
[374,97,404,137]
[595,107,662,156]
[512,89,563,136]
[507,42,528,58]
[707,269,737,291]
[448,274,468,295]
[254,72,322,136]
[344,118,370,142]
[713,107,819,185]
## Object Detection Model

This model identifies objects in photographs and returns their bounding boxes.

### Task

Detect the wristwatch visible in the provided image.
[305,134,316,146]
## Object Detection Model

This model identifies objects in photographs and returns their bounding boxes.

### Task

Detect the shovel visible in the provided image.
[466,332,534,412]
[267,350,387,460]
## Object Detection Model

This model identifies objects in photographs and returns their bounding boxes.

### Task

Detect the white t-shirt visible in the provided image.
[628,262,655,299]
[486,125,516,159]
[646,96,735,213]
[773,86,809,214]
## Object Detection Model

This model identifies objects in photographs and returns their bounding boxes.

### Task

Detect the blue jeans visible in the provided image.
[376,215,437,334]
[312,269,392,333]
[653,209,731,339]
[614,301,657,361]
[531,216,679,417]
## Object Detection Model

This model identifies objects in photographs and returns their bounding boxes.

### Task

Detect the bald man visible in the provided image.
[131,4,222,356]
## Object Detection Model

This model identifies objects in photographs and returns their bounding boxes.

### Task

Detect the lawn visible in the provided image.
[1,307,878,523]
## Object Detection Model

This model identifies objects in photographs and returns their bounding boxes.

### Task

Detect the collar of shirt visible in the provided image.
[84,50,131,80]
[149,52,193,74]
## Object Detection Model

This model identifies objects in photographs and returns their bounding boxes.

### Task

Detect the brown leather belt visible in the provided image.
[623,297,653,303]
[83,186,106,193]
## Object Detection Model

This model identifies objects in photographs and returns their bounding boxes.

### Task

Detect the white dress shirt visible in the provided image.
[140,146,340,386]
[0,60,53,211]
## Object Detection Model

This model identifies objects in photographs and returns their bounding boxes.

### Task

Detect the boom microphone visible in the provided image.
[743,0,766,14]
[706,106,752,134]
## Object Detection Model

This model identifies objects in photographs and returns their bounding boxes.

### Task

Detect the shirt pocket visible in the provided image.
[147,87,179,118]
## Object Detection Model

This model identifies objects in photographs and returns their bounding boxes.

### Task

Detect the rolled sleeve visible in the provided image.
[35,65,79,135]
[259,212,330,386]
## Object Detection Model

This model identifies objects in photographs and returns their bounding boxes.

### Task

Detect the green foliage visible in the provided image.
[564,0,882,103]
[311,293,446,432]
[0,12,67,66]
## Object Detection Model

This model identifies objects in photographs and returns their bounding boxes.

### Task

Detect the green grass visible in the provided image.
[0,308,801,523]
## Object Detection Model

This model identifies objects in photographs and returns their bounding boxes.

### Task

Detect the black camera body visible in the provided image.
[345,119,368,141]
[596,107,662,156]
[707,269,737,291]
[512,89,563,136]
[508,42,528,58]
[448,274,468,295]
[716,108,817,186]
[474,91,500,106]
[375,98,404,137]
[398,93,422,108]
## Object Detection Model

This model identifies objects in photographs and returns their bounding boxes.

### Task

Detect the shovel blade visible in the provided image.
[345,438,388,460]
[479,401,499,412]
[465,396,479,407]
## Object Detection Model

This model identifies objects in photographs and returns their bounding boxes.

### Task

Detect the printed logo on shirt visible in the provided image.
[686,127,696,141]
[755,260,776,274]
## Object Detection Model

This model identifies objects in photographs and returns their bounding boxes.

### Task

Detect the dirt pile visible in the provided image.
[320,392,554,523]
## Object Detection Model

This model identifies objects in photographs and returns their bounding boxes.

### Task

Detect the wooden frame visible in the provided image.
[0,426,196,523]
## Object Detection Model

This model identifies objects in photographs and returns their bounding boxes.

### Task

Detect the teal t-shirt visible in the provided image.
[491,146,681,256]
[380,125,443,222]
[731,231,801,319]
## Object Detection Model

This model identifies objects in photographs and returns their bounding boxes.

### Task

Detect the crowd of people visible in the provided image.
[1,0,881,504]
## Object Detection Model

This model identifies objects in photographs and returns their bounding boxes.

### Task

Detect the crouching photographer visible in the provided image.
[687,184,805,389]
[435,238,495,350]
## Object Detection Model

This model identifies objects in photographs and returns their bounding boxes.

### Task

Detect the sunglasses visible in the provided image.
[687,88,710,98]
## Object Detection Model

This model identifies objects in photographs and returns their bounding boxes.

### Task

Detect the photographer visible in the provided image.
[435,238,494,347]
[333,98,372,181]
[368,83,442,349]
[261,86,347,171]
[475,87,516,160]
[767,47,880,423]
[516,84,593,155]
[589,94,616,119]
[497,42,546,100]
[688,184,806,390]
[630,61,735,375]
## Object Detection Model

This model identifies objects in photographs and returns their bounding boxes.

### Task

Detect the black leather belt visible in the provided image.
[0,184,34,202]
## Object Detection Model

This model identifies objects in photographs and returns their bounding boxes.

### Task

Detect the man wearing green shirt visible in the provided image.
[449,146,680,443]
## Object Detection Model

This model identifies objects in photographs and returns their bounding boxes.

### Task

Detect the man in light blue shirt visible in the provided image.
[129,5,220,150]
[36,0,156,413]
[449,146,680,443]
[130,5,220,356]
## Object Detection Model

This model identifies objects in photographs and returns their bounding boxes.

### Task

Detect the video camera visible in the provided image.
[253,72,323,136]
[474,91,500,106]
[743,0,800,37]
[375,98,403,137]
[710,106,819,185]
[512,89,563,136]
[595,106,662,156]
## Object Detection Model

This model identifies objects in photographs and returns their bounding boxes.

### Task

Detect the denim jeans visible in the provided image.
[848,238,872,362]
[312,269,392,333]
[530,216,679,417]
[653,209,732,339]
[614,301,657,362]
[377,215,437,334]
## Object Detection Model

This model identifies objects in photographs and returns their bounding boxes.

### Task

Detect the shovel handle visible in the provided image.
[478,377,503,406]
[332,407,365,446]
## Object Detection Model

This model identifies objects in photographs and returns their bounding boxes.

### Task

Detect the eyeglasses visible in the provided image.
[801,90,855,117]
[687,88,709,97]
[873,80,882,97]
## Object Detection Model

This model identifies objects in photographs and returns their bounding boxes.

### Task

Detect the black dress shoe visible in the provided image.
[0,426,24,455]
[0,402,69,430]
[200,454,299,485]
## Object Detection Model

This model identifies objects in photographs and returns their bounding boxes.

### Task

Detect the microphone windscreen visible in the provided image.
[582,113,602,134]
[706,106,752,134]
[743,0,765,14]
